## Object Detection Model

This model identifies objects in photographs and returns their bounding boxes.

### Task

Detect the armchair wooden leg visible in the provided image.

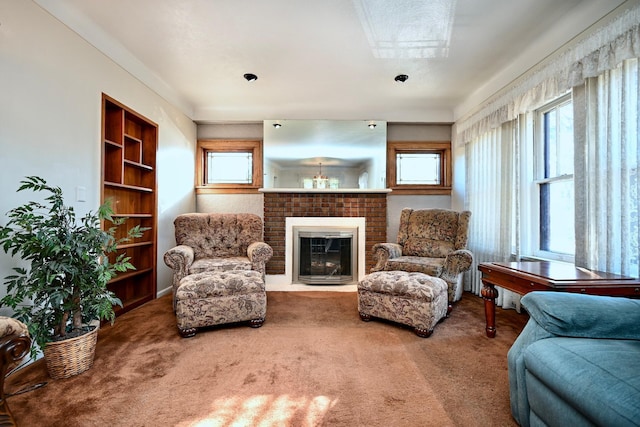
[178,327,197,338]
[249,318,265,328]
[414,327,434,338]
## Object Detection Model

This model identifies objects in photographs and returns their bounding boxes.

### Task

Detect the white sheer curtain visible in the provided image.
[457,4,640,310]
[464,120,521,309]
[574,58,640,277]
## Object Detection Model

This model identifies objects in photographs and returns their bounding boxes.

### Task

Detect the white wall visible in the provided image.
[0,0,197,299]
[197,194,264,217]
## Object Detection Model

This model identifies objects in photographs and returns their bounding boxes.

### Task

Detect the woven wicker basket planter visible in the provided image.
[43,325,98,379]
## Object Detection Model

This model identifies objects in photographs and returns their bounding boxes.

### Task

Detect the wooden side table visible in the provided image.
[478,261,640,338]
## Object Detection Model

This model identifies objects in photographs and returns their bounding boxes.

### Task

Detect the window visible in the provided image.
[196,140,263,194]
[206,152,253,184]
[533,95,574,260]
[387,141,451,194]
[396,152,441,185]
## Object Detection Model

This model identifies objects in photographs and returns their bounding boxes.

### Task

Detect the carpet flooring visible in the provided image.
[5,291,528,426]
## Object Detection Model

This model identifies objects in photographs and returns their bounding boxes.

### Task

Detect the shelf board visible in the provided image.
[124,133,143,144]
[108,267,153,284]
[104,181,154,193]
[105,139,123,148]
[117,241,154,250]
[124,159,154,171]
[111,213,153,218]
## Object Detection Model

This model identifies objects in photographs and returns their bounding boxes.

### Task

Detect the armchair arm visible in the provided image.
[371,243,402,272]
[163,245,195,272]
[0,331,31,424]
[0,316,31,426]
[163,245,195,306]
[247,242,273,276]
[441,249,473,282]
[521,291,640,340]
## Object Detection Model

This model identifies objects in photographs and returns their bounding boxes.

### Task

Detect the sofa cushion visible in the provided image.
[403,237,455,259]
[397,209,470,257]
[358,271,447,300]
[189,257,252,275]
[384,256,444,276]
[524,337,640,426]
[177,270,265,299]
[403,210,457,257]
[174,213,263,258]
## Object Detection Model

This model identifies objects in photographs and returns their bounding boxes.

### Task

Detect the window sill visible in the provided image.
[388,186,451,195]
[196,186,262,195]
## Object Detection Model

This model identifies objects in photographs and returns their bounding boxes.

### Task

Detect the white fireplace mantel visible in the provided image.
[265,217,366,291]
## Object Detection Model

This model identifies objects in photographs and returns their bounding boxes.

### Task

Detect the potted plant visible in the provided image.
[0,176,145,379]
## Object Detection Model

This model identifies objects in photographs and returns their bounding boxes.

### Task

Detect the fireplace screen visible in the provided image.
[293,228,357,285]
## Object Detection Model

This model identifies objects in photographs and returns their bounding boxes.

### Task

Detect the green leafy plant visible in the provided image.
[0,176,146,358]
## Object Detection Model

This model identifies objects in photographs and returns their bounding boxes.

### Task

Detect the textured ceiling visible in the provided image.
[36,0,627,123]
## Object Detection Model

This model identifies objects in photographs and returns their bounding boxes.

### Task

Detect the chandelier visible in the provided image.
[313,163,329,189]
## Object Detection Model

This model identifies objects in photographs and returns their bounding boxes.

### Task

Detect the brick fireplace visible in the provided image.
[262,191,388,278]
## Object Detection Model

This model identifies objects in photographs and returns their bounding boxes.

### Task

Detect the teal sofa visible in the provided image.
[508,291,640,427]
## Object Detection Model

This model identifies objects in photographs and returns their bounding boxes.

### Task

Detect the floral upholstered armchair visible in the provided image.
[371,208,473,312]
[163,213,273,308]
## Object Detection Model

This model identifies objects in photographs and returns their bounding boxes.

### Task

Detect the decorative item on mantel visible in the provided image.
[312,163,331,189]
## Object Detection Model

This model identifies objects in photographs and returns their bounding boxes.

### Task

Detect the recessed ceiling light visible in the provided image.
[394,74,409,82]
[243,73,258,82]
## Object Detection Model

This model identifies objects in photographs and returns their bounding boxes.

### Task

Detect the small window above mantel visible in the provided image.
[196,139,263,194]
[386,141,452,195]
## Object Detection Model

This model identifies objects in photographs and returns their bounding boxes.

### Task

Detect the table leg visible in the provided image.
[481,281,499,338]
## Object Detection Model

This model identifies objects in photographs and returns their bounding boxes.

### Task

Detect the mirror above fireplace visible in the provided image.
[263,120,387,189]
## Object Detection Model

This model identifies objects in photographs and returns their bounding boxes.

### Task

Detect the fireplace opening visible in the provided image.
[293,227,357,285]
